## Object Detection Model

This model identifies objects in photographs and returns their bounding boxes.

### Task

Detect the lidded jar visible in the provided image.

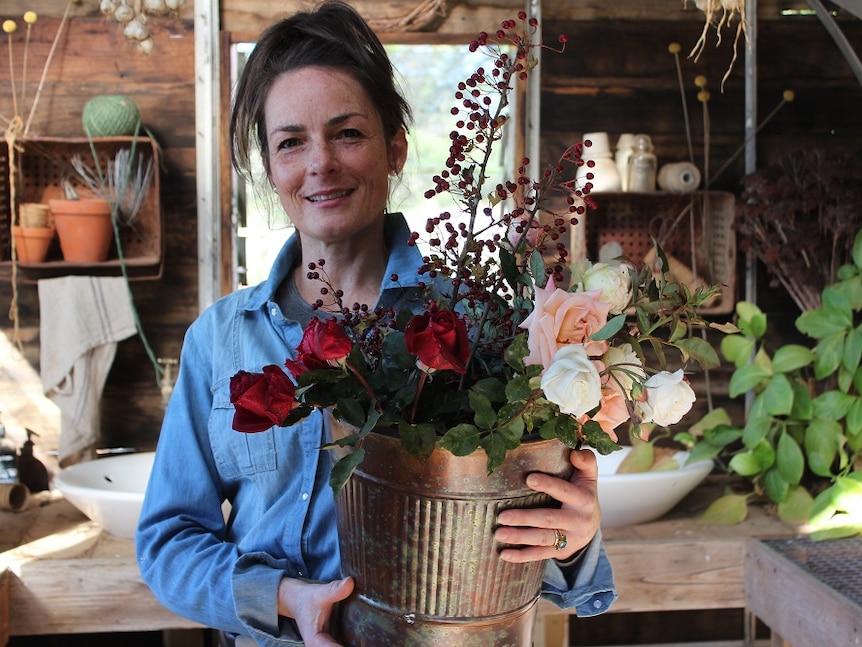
[627,134,657,192]
[575,131,622,193]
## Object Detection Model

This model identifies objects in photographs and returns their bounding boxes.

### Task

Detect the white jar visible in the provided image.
[627,134,657,192]
[575,131,622,193]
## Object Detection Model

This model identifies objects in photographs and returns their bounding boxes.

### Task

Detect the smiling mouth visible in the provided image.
[307,190,351,203]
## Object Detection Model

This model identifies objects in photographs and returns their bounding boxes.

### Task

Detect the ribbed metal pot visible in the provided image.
[330,422,573,646]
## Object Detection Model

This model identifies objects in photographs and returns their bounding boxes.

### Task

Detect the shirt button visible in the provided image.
[301,492,309,501]
[593,600,603,609]
[270,307,278,317]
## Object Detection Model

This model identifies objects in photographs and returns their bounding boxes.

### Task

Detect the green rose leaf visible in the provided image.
[329,448,365,495]
[469,391,498,430]
[439,423,481,456]
[399,422,438,457]
[591,314,626,342]
[675,336,720,370]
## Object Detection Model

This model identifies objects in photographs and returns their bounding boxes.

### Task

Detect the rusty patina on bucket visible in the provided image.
[330,423,573,646]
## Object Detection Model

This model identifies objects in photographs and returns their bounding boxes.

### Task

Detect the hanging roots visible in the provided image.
[686,0,749,91]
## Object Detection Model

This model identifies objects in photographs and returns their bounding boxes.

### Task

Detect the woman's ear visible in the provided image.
[389,128,408,175]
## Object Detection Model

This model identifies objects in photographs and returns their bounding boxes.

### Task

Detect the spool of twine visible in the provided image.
[0,482,30,512]
[82,94,142,137]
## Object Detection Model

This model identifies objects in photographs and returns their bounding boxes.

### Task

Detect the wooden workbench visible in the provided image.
[0,477,801,644]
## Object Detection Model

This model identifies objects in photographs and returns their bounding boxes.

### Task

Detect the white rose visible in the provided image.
[581,262,632,315]
[541,345,603,417]
[638,369,696,426]
[601,343,645,393]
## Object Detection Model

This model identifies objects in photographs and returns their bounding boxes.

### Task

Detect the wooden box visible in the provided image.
[1,136,163,280]
[571,191,737,315]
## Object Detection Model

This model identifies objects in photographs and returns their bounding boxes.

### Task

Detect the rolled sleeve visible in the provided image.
[540,530,618,617]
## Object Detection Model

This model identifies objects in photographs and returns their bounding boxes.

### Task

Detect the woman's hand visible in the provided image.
[494,449,600,563]
[277,576,354,646]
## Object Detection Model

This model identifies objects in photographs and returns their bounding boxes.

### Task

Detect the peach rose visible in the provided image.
[581,377,629,442]
[520,278,611,368]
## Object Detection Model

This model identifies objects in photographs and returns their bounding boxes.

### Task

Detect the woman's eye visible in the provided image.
[339,128,363,139]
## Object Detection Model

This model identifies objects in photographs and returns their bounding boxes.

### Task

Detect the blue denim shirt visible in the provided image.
[136,214,617,645]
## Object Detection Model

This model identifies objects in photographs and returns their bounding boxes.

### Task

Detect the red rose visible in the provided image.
[404,305,470,374]
[286,318,353,377]
[230,365,298,432]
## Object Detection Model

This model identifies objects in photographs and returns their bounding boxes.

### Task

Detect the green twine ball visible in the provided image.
[82,95,142,137]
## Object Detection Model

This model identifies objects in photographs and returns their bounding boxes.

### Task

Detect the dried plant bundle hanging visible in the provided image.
[686,0,749,91]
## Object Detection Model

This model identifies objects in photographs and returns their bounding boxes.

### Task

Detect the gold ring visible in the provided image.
[552,528,567,551]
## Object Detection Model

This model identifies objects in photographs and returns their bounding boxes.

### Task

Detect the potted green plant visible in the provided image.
[682,230,862,539]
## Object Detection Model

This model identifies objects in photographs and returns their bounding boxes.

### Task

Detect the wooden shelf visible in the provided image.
[1,136,164,281]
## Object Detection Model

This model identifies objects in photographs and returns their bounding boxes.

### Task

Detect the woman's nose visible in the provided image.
[307,141,337,174]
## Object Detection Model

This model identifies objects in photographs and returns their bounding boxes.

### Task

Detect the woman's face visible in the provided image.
[263,66,407,245]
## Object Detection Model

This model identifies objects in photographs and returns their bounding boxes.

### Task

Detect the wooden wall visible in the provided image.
[1,0,861,453]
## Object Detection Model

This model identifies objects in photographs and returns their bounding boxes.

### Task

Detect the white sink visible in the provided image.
[54,452,154,539]
[594,446,713,528]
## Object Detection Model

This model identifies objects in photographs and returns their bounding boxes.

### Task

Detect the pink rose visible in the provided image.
[520,278,611,368]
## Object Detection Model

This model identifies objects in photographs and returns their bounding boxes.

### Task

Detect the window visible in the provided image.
[229,43,518,289]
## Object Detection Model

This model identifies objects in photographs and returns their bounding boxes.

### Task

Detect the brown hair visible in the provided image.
[230,0,412,179]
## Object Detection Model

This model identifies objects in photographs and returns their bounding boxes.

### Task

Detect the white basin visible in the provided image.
[594,446,713,528]
[54,452,154,539]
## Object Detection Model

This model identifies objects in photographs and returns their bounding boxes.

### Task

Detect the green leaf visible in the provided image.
[853,229,862,269]
[729,364,772,398]
[499,246,520,291]
[771,344,814,373]
[813,332,845,380]
[804,418,841,478]
[529,248,546,288]
[616,442,655,473]
[439,423,481,456]
[789,380,814,420]
[736,301,766,338]
[689,407,732,436]
[469,391,498,430]
[399,423,438,457]
[847,398,862,437]
[729,452,763,477]
[675,336,720,370]
[843,326,862,374]
[812,390,856,421]
[721,334,755,368]
[329,448,365,495]
[797,308,847,340]
[776,431,805,484]
[580,420,621,454]
[741,414,772,447]
[763,466,790,503]
[700,493,749,525]
[763,373,794,416]
[591,314,626,342]
[777,485,814,523]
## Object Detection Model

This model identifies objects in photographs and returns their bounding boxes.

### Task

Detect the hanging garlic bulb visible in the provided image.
[123,15,149,41]
[143,0,167,13]
[137,36,155,54]
[164,0,184,11]
[113,2,135,24]
[100,0,120,17]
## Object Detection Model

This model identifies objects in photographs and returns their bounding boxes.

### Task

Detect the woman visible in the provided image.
[136,2,617,645]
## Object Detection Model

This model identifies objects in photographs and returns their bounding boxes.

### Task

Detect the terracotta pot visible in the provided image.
[12,225,55,264]
[329,419,573,646]
[50,198,114,263]
[18,202,52,228]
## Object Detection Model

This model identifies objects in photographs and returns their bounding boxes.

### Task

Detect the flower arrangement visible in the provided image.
[229,12,724,492]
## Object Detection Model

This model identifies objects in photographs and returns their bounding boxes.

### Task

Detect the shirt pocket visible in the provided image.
[209,376,278,479]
